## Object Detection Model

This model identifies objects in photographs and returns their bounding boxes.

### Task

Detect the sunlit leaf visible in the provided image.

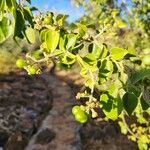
[46,29,60,53]
[25,27,35,44]
[0,17,13,43]
[110,47,128,60]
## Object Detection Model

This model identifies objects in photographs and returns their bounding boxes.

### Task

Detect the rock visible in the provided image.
[0,73,53,148]
[35,128,56,145]
[5,131,28,150]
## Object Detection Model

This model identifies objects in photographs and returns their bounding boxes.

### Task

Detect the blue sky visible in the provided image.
[30,0,84,23]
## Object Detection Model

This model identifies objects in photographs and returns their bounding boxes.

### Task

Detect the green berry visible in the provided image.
[16,58,26,68]
[75,111,88,124]
[43,16,52,25]
[72,105,81,115]
[28,66,37,75]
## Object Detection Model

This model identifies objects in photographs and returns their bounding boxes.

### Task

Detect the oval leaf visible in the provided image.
[110,47,128,60]
[25,27,35,44]
[131,69,150,84]
[0,17,13,43]
[46,29,60,53]
[122,92,138,115]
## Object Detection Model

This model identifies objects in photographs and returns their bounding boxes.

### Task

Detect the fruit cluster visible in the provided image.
[72,105,88,123]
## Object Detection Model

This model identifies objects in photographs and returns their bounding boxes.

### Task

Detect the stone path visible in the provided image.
[25,74,82,150]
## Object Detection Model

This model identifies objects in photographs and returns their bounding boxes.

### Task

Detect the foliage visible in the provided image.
[0,0,150,149]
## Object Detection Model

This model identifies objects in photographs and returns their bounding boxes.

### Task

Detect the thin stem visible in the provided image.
[89,70,95,100]
[122,111,139,139]
[26,52,64,63]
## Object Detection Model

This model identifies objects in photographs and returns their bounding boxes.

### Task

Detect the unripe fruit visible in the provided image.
[28,66,37,75]
[43,16,52,25]
[72,105,80,115]
[75,111,88,123]
[16,58,26,68]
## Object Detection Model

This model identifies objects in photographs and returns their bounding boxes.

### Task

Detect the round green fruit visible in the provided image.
[72,105,81,115]
[43,16,52,25]
[16,58,26,68]
[75,111,88,124]
[28,66,37,75]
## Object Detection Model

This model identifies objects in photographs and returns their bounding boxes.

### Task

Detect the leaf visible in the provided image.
[66,34,77,50]
[0,17,13,43]
[100,94,122,120]
[0,0,5,17]
[110,47,128,60]
[40,29,49,43]
[118,121,128,135]
[6,0,13,9]
[61,52,76,65]
[142,87,150,106]
[46,29,60,53]
[30,6,38,11]
[56,14,68,26]
[76,23,87,37]
[83,53,97,66]
[25,27,35,44]
[140,96,149,110]
[59,35,67,51]
[14,9,25,38]
[115,18,127,28]
[108,80,122,98]
[99,59,113,83]
[23,6,33,25]
[122,92,138,115]
[92,43,108,59]
[131,69,150,84]
[26,0,31,4]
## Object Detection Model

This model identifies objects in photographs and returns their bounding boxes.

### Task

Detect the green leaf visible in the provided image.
[26,0,31,4]
[83,53,97,66]
[56,14,68,26]
[23,6,33,25]
[0,17,13,43]
[59,35,67,51]
[66,34,77,50]
[25,27,35,44]
[0,1,5,21]
[122,92,138,115]
[108,80,122,98]
[14,9,25,38]
[30,50,43,60]
[92,43,108,59]
[131,69,150,84]
[100,94,123,120]
[99,44,108,58]
[61,52,76,65]
[110,47,128,60]
[115,18,127,28]
[140,96,149,111]
[118,121,128,135]
[142,87,150,106]
[40,29,49,43]
[46,29,60,53]
[6,0,13,9]
[99,59,113,83]
[76,23,87,37]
